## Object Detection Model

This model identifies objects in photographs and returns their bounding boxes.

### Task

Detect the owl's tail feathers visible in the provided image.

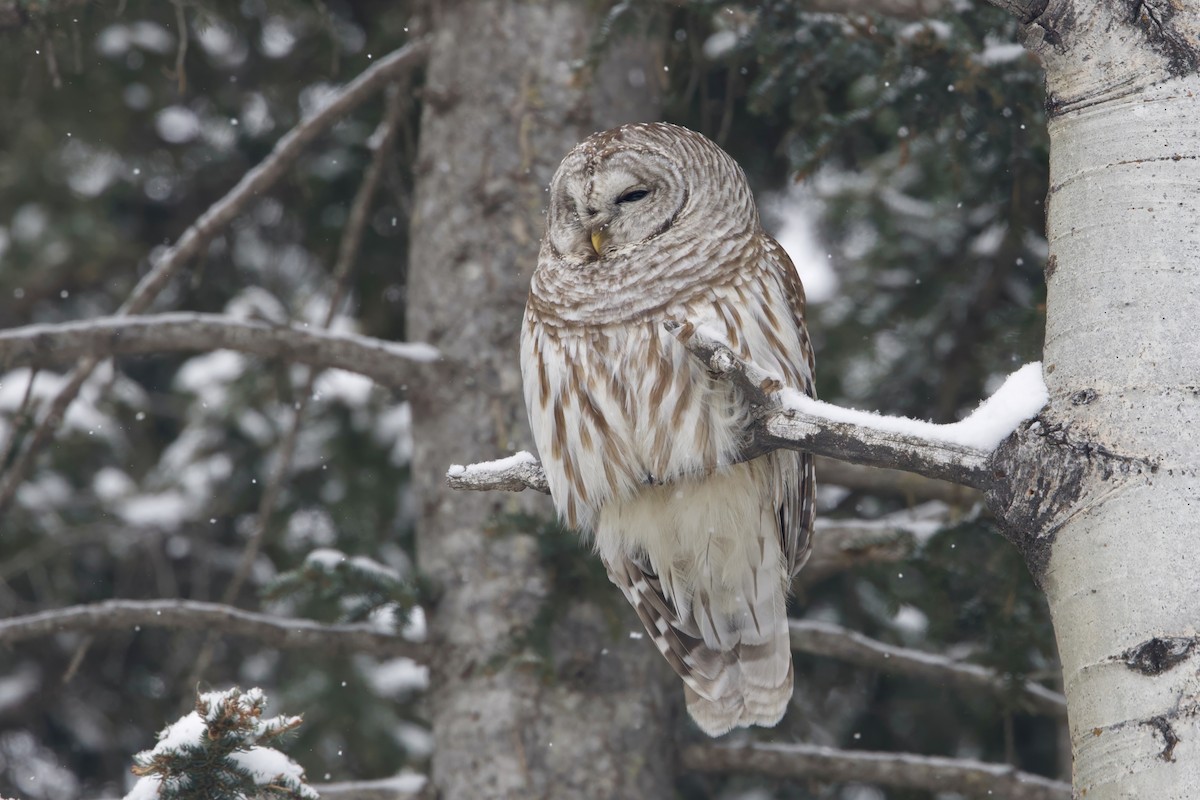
[682,612,794,737]
[606,554,794,738]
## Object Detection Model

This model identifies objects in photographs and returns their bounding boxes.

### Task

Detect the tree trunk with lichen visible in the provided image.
[985,0,1200,794]
[404,2,672,797]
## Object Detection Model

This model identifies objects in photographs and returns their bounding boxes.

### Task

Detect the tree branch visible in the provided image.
[446,451,549,493]
[789,619,1067,718]
[446,322,1046,494]
[802,505,950,583]
[0,599,426,660]
[0,38,430,520]
[0,313,438,389]
[680,742,1069,799]
[313,775,427,800]
[814,456,982,506]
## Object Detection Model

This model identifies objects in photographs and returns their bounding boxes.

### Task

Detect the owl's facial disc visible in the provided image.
[546,149,685,262]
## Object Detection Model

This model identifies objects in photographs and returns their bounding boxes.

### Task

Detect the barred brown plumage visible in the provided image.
[520,122,816,736]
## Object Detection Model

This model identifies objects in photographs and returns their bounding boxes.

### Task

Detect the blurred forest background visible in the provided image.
[0,0,1058,797]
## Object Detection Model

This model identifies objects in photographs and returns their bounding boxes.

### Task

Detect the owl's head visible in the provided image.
[544,122,757,263]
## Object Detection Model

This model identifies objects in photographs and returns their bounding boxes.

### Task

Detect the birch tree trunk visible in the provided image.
[990,1,1200,794]
[404,3,671,797]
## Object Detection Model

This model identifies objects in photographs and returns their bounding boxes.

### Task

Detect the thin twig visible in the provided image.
[0,599,425,659]
[680,742,1070,799]
[789,618,1067,718]
[61,634,92,683]
[171,0,188,95]
[0,367,39,472]
[42,28,62,89]
[0,314,438,389]
[0,39,429,521]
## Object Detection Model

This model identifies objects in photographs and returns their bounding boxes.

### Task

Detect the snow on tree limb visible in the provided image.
[0,599,426,660]
[0,313,438,389]
[789,619,1067,718]
[0,38,430,521]
[446,319,1047,493]
[680,741,1070,799]
[446,451,549,494]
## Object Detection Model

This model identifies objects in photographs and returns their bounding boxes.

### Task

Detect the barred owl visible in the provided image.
[520,122,816,737]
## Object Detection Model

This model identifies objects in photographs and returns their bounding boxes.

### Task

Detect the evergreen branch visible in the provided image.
[0,599,426,659]
[680,742,1070,799]
[789,619,1068,718]
[0,37,430,521]
[0,313,438,389]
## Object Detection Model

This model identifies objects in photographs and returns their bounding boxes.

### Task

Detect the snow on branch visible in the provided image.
[0,599,426,660]
[680,742,1070,799]
[670,322,1046,488]
[0,313,438,390]
[446,450,549,494]
[789,619,1067,718]
[446,319,1047,494]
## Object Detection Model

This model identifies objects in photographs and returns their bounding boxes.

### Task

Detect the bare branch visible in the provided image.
[814,456,983,506]
[790,618,1067,718]
[0,599,426,660]
[0,313,438,389]
[802,513,930,583]
[0,38,430,520]
[680,742,1069,799]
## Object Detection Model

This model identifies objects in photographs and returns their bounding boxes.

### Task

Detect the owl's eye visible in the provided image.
[617,188,650,204]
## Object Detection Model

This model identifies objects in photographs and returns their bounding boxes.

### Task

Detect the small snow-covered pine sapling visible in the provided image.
[125,686,317,800]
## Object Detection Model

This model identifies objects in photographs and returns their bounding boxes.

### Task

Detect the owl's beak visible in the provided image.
[590,230,605,255]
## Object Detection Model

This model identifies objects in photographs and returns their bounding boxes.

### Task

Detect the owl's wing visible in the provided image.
[719,237,816,580]
[604,552,738,700]
[774,245,817,579]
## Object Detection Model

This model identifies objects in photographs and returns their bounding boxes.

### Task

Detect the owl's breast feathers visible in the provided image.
[522,253,813,534]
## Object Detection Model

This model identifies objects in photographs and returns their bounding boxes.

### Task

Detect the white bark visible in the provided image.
[1007,1,1200,794]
